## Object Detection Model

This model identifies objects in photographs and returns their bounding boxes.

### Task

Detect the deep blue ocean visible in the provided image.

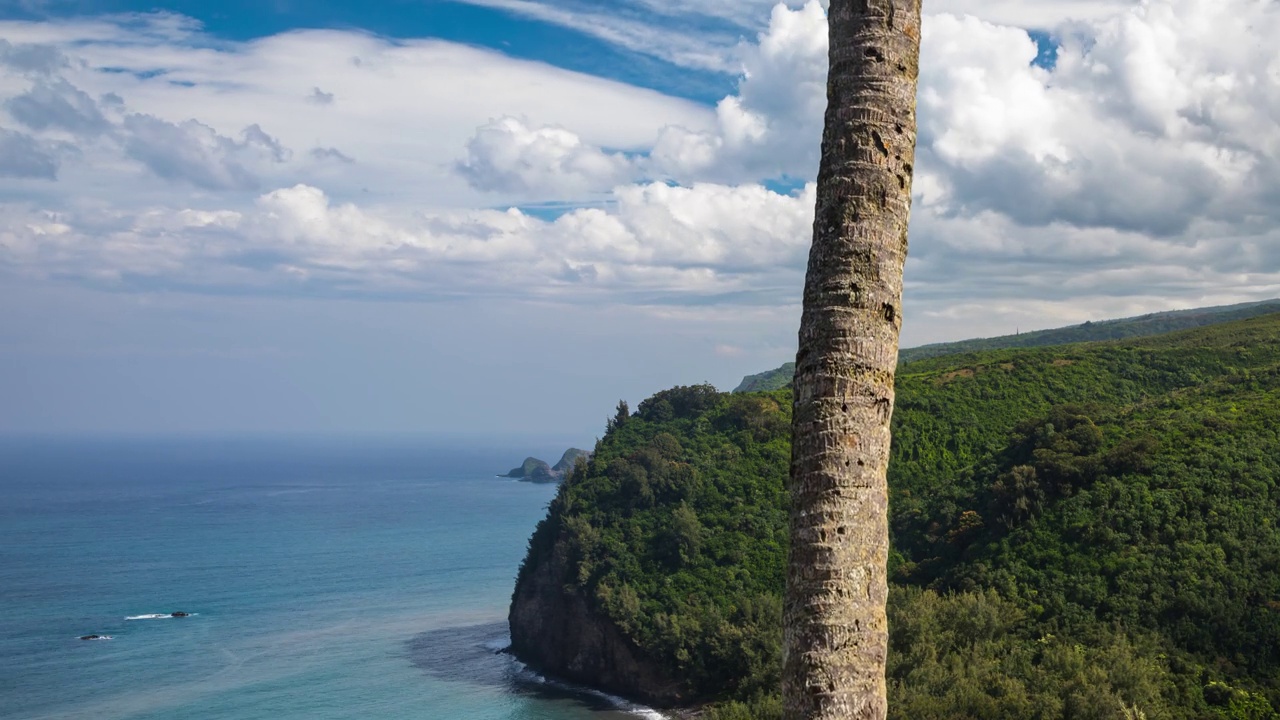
[0,437,660,720]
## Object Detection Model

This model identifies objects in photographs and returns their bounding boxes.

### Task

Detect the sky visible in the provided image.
[2,0,1279,439]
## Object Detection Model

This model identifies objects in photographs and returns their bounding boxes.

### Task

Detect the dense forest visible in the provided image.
[733,298,1280,392]
[513,313,1280,719]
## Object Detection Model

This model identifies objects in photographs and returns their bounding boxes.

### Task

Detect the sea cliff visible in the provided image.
[508,314,1280,719]
[508,532,685,706]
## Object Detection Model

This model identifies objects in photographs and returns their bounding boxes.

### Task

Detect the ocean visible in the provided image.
[0,437,658,720]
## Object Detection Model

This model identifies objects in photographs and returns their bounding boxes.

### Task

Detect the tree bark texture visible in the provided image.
[784,1,921,719]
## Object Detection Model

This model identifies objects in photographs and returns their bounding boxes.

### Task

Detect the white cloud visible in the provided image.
[119,115,290,190]
[5,77,110,135]
[689,0,1142,28]
[457,117,635,197]
[0,181,815,301]
[927,0,1137,28]
[0,37,69,75]
[456,0,829,191]
[443,0,746,71]
[650,0,828,181]
[471,0,1280,240]
[3,0,1280,351]
[917,0,1280,235]
[0,127,59,178]
[0,19,714,209]
[446,0,1139,64]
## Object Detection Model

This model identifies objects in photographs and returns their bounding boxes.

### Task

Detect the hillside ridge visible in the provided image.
[734,298,1280,392]
[511,312,1280,719]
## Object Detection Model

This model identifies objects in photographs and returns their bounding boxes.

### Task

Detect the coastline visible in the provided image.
[501,645,693,719]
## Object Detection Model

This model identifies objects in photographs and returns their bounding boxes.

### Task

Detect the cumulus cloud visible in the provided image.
[916,3,1280,236]
[0,127,59,178]
[652,1,828,181]
[241,123,291,162]
[0,17,712,208]
[446,0,1133,74]
[457,116,635,196]
[0,48,295,192]
[456,1,828,192]
[927,0,1136,28]
[119,115,289,191]
[471,0,1280,240]
[6,78,110,136]
[0,181,815,300]
[3,0,1280,346]
[0,39,68,75]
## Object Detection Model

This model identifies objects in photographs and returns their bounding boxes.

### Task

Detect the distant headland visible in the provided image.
[501,448,591,483]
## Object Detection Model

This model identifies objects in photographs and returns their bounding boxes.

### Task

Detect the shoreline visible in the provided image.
[500,645,697,719]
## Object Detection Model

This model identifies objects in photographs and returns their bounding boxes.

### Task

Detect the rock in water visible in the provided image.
[504,457,554,480]
[503,449,593,483]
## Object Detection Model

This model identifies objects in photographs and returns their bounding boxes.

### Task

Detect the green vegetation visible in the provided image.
[516,313,1280,719]
[734,298,1280,393]
[552,448,592,475]
[733,362,795,393]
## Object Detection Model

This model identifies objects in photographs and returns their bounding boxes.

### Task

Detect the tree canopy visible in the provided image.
[516,313,1280,719]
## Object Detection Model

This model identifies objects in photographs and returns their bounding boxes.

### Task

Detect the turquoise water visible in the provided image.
[0,438,654,720]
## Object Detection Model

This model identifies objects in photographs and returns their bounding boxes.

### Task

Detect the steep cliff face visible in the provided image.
[507,541,685,706]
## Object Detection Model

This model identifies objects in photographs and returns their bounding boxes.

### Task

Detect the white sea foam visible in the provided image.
[77,635,112,640]
[125,613,197,620]
[509,659,668,718]
[482,635,509,652]
[602,693,669,720]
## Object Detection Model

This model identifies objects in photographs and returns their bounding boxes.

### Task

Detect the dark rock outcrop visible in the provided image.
[504,457,554,481]
[503,449,593,483]
[508,540,684,707]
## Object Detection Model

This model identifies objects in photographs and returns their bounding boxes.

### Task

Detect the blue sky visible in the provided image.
[2,0,1278,438]
[6,0,742,101]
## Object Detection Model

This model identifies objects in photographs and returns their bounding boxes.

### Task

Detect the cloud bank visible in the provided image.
[2,0,1279,345]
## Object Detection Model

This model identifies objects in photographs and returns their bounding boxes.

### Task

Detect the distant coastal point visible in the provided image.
[501,448,591,483]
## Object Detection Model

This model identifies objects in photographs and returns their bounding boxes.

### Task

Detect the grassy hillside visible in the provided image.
[518,313,1280,719]
[733,362,795,394]
[733,298,1280,393]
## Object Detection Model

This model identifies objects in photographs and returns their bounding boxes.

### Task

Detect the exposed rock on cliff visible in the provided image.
[508,534,685,706]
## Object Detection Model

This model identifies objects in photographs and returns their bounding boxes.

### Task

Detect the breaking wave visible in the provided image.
[125,613,197,620]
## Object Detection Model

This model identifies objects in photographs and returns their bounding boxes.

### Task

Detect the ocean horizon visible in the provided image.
[0,435,660,720]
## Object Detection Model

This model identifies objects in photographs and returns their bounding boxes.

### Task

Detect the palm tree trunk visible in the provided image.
[784,1,922,719]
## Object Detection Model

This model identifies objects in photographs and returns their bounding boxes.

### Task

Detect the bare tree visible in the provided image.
[784,1,922,719]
